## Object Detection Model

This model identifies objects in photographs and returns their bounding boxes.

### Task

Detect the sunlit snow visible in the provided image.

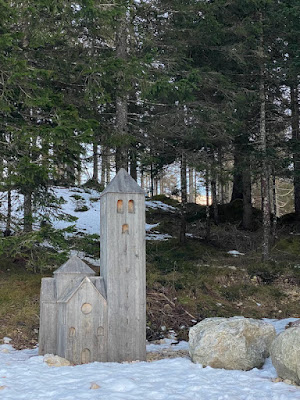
[0,187,174,240]
[1,319,300,399]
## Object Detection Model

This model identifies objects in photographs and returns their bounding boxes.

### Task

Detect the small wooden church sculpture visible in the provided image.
[39,168,146,364]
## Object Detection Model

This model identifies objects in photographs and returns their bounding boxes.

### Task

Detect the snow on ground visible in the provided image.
[227,250,245,257]
[1,319,300,400]
[146,232,173,241]
[0,187,173,241]
[263,318,299,334]
[53,188,175,241]
[146,338,189,353]
[146,200,176,212]
[51,188,173,240]
[52,187,100,235]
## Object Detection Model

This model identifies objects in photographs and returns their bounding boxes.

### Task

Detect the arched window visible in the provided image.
[128,200,135,213]
[97,326,104,336]
[69,327,76,337]
[81,348,91,364]
[117,200,124,213]
[122,224,129,234]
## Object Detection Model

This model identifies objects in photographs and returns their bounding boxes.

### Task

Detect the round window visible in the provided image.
[81,303,92,314]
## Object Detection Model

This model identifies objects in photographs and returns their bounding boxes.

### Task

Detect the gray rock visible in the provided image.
[43,354,71,367]
[270,327,300,385]
[189,317,276,370]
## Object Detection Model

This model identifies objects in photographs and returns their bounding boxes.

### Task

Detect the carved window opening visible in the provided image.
[97,326,104,336]
[81,348,91,364]
[122,224,129,234]
[117,200,124,213]
[128,200,135,213]
[69,327,76,337]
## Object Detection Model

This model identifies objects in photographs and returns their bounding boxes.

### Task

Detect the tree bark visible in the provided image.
[24,191,33,232]
[100,146,106,186]
[105,150,111,185]
[0,155,3,183]
[271,170,277,243]
[259,25,271,262]
[140,169,144,190]
[218,148,225,205]
[291,83,300,218]
[115,15,129,171]
[92,140,98,181]
[5,189,12,236]
[129,147,137,181]
[115,95,128,171]
[231,141,243,202]
[150,163,154,197]
[205,166,211,240]
[211,175,218,225]
[188,167,194,203]
[179,151,187,243]
[154,178,158,196]
[160,172,165,195]
[242,156,253,230]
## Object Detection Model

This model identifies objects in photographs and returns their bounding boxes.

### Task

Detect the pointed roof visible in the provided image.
[54,255,95,276]
[100,168,145,196]
[57,277,106,303]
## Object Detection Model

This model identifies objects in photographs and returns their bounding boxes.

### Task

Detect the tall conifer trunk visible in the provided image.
[0,155,3,183]
[218,148,225,205]
[24,191,33,232]
[5,189,12,236]
[92,140,98,181]
[211,167,218,225]
[115,15,129,171]
[231,141,243,202]
[291,83,300,218]
[100,146,106,186]
[271,170,277,243]
[188,167,194,203]
[242,156,253,230]
[140,169,144,190]
[259,21,271,262]
[150,163,154,197]
[160,172,165,195]
[105,150,111,185]
[129,147,137,181]
[205,166,211,240]
[179,151,187,243]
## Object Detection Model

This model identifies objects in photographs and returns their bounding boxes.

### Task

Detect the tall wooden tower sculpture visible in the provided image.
[39,168,146,364]
[100,168,146,362]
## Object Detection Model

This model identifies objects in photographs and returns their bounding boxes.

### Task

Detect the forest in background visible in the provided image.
[0,0,300,264]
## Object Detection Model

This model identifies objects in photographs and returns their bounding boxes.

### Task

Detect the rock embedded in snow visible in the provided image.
[270,326,300,385]
[90,383,101,389]
[189,317,276,371]
[43,354,71,367]
[1,348,10,354]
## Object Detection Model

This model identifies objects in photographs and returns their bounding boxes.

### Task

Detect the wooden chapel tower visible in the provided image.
[100,168,146,362]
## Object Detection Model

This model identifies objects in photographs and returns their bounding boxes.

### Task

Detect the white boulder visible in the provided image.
[189,317,276,370]
[270,326,300,385]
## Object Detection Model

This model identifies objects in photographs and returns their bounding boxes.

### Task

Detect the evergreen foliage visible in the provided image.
[0,0,299,264]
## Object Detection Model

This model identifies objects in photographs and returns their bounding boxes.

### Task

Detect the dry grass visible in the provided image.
[0,265,42,349]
